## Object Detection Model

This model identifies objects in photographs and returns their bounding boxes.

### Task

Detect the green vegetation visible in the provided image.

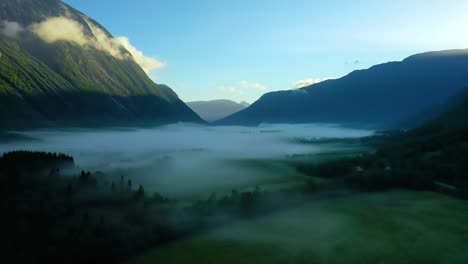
[130,190,468,264]
[288,125,468,195]
[1,151,300,263]
[3,121,468,263]
[0,0,201,130]
[129,86,468,263]
[1,76,468,263]
[127,123,468,263]
[0,39,200,129]
[1,151,178,263]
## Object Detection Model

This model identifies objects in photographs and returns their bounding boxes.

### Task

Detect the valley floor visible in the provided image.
[129,190,468,264]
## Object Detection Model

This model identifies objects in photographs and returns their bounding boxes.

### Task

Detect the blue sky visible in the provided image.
[63,0,468,103]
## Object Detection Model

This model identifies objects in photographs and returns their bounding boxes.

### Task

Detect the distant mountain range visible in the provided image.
[186,100,250,122]
[218,49,468,128]
[0,0,202,130]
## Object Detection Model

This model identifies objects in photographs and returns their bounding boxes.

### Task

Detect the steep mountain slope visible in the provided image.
[398,84,468,129]
[0,0,202,129]
[218,50,468,128]
[370,86,468,190]
[409,86,468,136]
[186,99,249,122]
[430,87,468,129]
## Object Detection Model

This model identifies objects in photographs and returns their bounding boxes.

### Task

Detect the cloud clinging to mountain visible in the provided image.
[31,17,89,45]
[116,37,165,73]
[30,16,164,73]
[0,20,24,38]
[293,78,332,89]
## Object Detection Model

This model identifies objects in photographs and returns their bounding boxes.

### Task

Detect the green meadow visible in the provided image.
[4,125,468,263]
[130,190,468,264]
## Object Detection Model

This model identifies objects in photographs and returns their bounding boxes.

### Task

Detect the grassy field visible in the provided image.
[129,190,468,264]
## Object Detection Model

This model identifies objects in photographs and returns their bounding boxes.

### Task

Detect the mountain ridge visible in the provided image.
[187,99,249,122]
[218,49,468,128]
[0,0,203,130]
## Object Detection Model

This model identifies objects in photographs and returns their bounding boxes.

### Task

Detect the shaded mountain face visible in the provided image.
[0,0,202,129]
[416,86,468,132]
[218,49,468,128]
[398,83,468,129]
[186,99,249,122]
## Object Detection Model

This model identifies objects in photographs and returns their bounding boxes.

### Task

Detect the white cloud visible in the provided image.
[0,20,24,38]
[116,37,165,73]
[215,81,267,101]
[239,80,267,91]
[30,16,165,73]
[87,21,127,59]
[216,86,244,95]
[31,17,89,46]
[30,16,126,59]
[293,78,333,89]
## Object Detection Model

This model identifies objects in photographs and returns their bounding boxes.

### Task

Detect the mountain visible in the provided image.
[377,85,468,190]
[410,86,468,135]
[430,87,468,129]
[218,49,468,128]
[0,0,202,130]
[399,84,468,129]
[186,99,249,122]
[239,101,250,107]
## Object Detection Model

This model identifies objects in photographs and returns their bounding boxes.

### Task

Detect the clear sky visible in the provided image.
[63,0,468,103]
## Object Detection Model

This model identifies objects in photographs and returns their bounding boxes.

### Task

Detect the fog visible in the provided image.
[0,123,372,199]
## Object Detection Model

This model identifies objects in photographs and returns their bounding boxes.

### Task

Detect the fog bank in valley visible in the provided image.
[0,123,372,198]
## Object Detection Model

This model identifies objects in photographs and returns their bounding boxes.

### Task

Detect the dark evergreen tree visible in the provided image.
[80,170,87,181]
[127,178,132,190]
[137,184,145,198]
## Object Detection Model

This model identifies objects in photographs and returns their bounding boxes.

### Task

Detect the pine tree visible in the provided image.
[137,184,145,198]
[127,178,132,190]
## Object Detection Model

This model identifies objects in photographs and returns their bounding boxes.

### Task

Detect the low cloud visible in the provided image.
[216,86,244,95]
[293,78,333,89]
[31,16,165,73]
[215,81,267,101]
[0,20,24,38]
[116,37,165,73]
[239,80,267,91]
[31,17,89,46]
[88,21,127,59]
